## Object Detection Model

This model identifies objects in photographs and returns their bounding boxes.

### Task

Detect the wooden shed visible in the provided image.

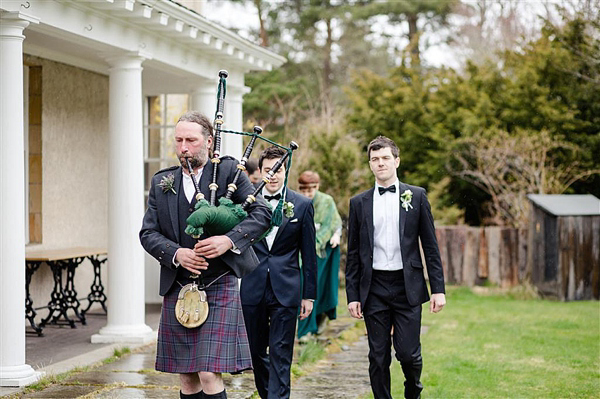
[527,194,600,300]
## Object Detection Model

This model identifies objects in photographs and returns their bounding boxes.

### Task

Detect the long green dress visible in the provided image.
[297,191,342,338]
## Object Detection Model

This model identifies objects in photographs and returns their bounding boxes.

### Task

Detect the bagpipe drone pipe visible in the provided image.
[184,70,298,244]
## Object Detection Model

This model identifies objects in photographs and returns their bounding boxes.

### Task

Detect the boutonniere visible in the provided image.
[158,173,176,195]
[401,189,413,212]
[283,201,295,218]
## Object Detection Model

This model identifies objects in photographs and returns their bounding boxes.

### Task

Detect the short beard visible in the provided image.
[179,148,208,171]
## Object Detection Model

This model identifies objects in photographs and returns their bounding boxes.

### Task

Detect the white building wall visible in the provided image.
[25,55,109,313]
[24,57,252,311]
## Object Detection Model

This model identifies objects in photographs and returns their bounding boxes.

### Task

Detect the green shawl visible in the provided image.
[313,191,342,258]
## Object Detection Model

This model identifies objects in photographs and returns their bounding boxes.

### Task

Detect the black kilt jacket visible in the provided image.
[345,182,445,308]
[139,157,272,296]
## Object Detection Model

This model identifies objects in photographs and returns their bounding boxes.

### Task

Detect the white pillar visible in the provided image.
[222,86,249,159]
[0,11,42,387]
[92,52,154,344]
[190,84,248,160]
[190,85,215,117]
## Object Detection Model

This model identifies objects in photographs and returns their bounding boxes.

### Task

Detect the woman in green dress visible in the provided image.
[297,171,342,339]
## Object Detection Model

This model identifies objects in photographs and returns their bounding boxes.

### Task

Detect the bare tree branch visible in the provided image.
[448,129,599,227]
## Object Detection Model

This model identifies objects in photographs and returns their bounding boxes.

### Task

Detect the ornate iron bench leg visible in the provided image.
[25,261,44,336]
[63,257,86,325]
[81,255,108,315]
[39,260,76,328]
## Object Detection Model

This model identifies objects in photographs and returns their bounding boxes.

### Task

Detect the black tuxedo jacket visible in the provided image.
[345,182,445,307]
[240,188,317,308]
[139,157,271,296]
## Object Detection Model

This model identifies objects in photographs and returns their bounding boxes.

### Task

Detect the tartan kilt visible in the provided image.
[156,273,252,374]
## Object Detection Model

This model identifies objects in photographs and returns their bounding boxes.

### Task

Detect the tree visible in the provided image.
[449,129,599,227]
[243,62,322,140]
[345,11,599,225]
[448,0,540,66]
[530,12,600,194]
[351,0,456,67]
[296,118,370,219]
[247,0,270,46]
[242,3,599,227]
[243,0,455,121]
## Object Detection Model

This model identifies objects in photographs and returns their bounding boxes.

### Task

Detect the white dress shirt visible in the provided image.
[262,187,283,250]
[182,167,203,203]
[172,168,204,266]
[372,180,403,271]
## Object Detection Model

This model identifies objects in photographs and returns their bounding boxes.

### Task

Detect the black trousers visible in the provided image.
[363,270,423,399]
[242,274,298,399]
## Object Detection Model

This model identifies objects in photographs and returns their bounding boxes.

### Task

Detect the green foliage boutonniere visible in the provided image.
[159,173,176,195]
[283,201,295,218]
[401,189,413,212]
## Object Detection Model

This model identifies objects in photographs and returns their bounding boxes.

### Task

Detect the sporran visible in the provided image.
[175,281,209,328]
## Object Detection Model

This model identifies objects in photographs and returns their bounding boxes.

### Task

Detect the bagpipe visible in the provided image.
[175,70,297,328]
[184,70,297,238]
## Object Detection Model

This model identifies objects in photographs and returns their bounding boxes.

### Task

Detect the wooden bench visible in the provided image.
[25,247,107,336]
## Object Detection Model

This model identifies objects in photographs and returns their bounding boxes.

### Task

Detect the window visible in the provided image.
[27,65,43,244]
[143,94,189,200]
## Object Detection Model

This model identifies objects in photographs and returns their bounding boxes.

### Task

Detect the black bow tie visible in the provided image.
[378,185,396,195]
[264,193,282,202]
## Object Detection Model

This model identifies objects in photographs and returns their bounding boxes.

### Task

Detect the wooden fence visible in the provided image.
[434,225,599,300]
[435,226,527,289]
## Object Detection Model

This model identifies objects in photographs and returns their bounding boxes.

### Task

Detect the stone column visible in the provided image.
[92,52,154,343]
[0,11,42,387]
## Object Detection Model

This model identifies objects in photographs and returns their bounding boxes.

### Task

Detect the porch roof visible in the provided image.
[2,0,285,94]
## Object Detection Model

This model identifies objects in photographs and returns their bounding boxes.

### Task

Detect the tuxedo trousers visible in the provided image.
[242,274,298,399]
[363,269,423,399]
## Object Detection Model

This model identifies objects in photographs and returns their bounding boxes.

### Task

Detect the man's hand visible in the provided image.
[195,236,233,259]
[430,293,446,313]
[329,232,341,248]
[299,299,314,320]
[348,301,362,319]
[176,248,208,275]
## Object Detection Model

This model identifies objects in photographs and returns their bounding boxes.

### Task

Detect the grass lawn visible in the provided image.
[365,286,599,398]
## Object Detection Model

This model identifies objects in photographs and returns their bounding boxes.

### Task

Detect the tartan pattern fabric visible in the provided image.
[156,274,252,374]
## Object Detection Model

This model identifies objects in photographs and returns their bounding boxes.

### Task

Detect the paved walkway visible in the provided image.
[2,309,372,399]
[290,335,371,399]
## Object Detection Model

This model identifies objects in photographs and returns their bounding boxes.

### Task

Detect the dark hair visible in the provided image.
[177,111,213,139]
[259,146,287,170]
[246,158,259,174]
[367,135,399,159]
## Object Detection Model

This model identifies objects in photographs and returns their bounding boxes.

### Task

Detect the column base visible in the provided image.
[91,323,156,344]
[0,365,44,387]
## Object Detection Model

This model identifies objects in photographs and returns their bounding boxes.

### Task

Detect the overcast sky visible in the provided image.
[201,1,569,69]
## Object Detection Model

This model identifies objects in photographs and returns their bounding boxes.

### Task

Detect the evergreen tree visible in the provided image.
[346,12,599,226]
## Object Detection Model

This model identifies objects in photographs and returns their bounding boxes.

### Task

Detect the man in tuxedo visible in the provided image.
[345,136,446,399]
[140,111,271,399]
[240,146,317,399]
